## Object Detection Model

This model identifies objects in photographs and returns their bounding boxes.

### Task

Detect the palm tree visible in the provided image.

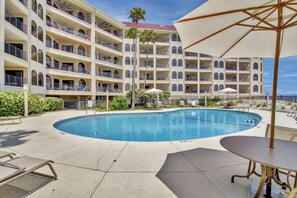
[127,7,146,109]
[139,29,156,89]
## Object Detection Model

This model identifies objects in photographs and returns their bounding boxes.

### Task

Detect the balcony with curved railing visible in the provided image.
[139,76,154,80]
[46,64,90,75]
[96,23,123,39]
[155,38,170,43]
[5,43,27,61]
[5,11,27,34]
[95,55,122,67]
[47,22,90,40]
[186,77,198,81]
[96,71,122,79]
[48,45,91,58]
[95,39,122,52]
[48,83,90,91]
[96,87,122,93]
[185,52,198,57]
[5,74,27,87]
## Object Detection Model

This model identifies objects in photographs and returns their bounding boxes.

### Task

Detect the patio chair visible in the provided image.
[180,100,185,107]
[191,100,197,107]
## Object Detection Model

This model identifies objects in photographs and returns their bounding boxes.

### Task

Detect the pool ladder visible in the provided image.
[86,109,96,116]
[237,104,250,112]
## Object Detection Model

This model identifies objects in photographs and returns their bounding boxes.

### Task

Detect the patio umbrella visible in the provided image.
[145,88,163,106]
[219,87,237,100]
[174,0,297,149]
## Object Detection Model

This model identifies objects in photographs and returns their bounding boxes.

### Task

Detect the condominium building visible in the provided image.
[0,0,263,107]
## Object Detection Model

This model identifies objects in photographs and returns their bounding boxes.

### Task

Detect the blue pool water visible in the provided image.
[54,109,261,142]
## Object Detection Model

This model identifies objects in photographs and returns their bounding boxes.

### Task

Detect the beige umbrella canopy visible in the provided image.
[219,87,237,100]
[174,0,297,149]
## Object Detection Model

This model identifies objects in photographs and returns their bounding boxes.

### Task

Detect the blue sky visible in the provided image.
[87,0,297,95]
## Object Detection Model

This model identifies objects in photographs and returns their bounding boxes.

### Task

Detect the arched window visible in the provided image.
[219,61,224,68]
[78,46,85,56]
[214,61,218,68]
[38,72,44,86]
[178,59,183,67]
[172,46,177,54]
[177,35,181,42]
[214,84,219,92]
[31,70,37,85]
[38,49,43,64]
[46,55,51,68]
[46,15,52,26]
[178,72,183,79]
[38,27,43,41]
[32,0,37,13]
[125,70,130,78]
[178,84,183,91]
[46,75,51,89]
[171,33,177,41]
[253,63,259,70]
[125,57,130,65]
[78,63,85,73]
[114,70,119,78]
[114,57,118,64]
[31,20,37,37]
[31,45,37,61]
[131,44,136,52]
[219,73,224,80]
[172,84,177,91]
[172,71,177,79]
[178,47,182,54]
[131,57,137,65]
[78,29,85,38]
[172,59,177,66]
[38,4,43,20]
[253,85,259,92]
[253,74,258,81]
[214,73,218,80]
[46,35,52,47]
[125,44,130,52]
[79,79,86,87]
[78,12,85,21]
[125,83,130,91]
[219,84,224,90]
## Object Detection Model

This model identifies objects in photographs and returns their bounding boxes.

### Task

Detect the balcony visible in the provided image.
[156,76,169,81]
[96,72,122,79]
[239,67,250,71]
[156,64,170,69]
[47,1,91,24]
[186,77,198,81]
[47,22,90,41]
[200,89,212,93]
[46,65,90,75]
[5,43,27,61]
[200,53,212,58]
[139,76,154,80]
[226,66,237,70]
[185,89,198,93]
[97,87,121,93]
[185,52,198,57]
[96,23,123,39]
[200,65,211,70]
[5,11,27,34]
[5,74,27,87]
[48,45,91,58]
[140,50,154,55]
[239,89,250,94]
[186,64,198,69]
[155,38,169,43]
[200,77,212,81]
[48,83,90,91]
[239,78,250,82]
[95,56,122,67]
[226,78,237,82]
[95,39,122,52]
[156,51,170,56]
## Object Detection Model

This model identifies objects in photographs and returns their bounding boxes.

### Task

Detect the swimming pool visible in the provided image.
[54,109,261,142]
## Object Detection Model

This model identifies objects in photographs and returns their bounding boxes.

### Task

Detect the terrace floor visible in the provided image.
[0,109,296,198]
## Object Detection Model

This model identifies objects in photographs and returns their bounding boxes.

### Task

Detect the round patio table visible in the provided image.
[220,136,297,198]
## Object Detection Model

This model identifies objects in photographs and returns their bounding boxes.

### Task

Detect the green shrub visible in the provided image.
[110,96,128,110]
[0,92,24,116]
[28,94,45,114]
[44,97,63,111]
[100,103,107,110]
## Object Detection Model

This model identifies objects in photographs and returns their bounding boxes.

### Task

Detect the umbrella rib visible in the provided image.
[236,23,274,30]
[219,7,277,58]
[284,20,297,28]
[283,12,297,26]
[176,4,277,23]
[243,10,277,29]
[183,6,276,51]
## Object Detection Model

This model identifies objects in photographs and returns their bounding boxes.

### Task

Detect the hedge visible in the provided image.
[0,92,63,117]
[110,96,128,110]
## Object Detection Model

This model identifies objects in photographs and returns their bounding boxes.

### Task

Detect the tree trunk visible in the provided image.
[143,42,149,89]
[131,24,138,109]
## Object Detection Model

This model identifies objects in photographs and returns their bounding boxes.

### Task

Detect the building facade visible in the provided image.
[0,0,263,107]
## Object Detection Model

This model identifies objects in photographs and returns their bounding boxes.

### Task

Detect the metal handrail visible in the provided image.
[47,22,90,40]
[5,74,27,87]
[96,71,122,79]
[96,23,123,39]
[5,10,27,34]
[48,45,91,57]
[5,43,27,60]
[95,39,122,52]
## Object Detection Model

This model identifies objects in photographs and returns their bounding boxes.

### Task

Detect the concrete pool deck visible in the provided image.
[0,109,296,198]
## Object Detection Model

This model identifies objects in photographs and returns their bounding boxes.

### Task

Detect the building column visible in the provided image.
[0,0,5,91]
[91,11,97,104]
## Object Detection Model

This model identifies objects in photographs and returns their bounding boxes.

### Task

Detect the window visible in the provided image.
[125,57,130,65]
[178,47,182,54]
[253,63,259,70]
[131,57,137,65]
[38,27,43,41]
[178,59,183,67]
[178,84,183,91]
[38,72,44,86]
[78,46,85,56]
[78,29,85,38]
[46,55,51,68]
[31,20,37,37]
[253,85,259,92]
[78,63,85,73]
[46,75,51,89]
[178,72,183,79]
[253,74,258,81]
[219,84,224,90]
[214,84,219,92]
[53,40,59,49]
[171,33,177,41]
[172,84,177,91]
[78,79,86,89]
[172,46,177,54]
[214,73,218,80]
[172,71,177,79]
[125,70,130,78]
[125,44,130,52]
[214,61,218,68]
[31,70,37,85]
[219,73,224,80]
[32,0,37,13]
[78,12,85,21]
[46,15,52,26]
[177,35,181,42]
[38,4,43,20]
[46,35,52,47]
[38,49,43,64]
[125,83,130,91]
[31,45,37,61]
[172,59,177,66]
[53,60,59,68]
[219,61,224,68]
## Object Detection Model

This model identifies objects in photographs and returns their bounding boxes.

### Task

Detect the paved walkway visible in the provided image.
[0,109,296,198]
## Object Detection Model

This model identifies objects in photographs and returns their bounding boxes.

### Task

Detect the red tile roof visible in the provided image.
[122,22,176,31]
